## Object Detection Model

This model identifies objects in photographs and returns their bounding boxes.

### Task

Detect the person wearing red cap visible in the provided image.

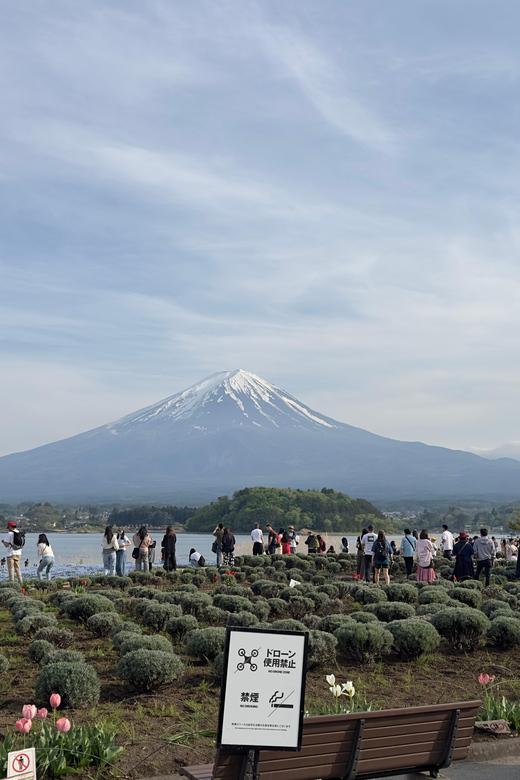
[2,521,23,584]
[452,531,475,582]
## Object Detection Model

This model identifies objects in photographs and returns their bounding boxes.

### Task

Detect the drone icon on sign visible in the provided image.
[236,647,259,672]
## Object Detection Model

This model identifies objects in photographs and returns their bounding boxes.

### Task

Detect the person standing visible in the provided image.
[305,531,319,554]
[361,525,377,583]
[36,534,55,580]
[101,526,119,576]
[440,525,454,560]
[162,526,177,571]
[356,529,367,579]
[251,523,264,555]
[287,526,298,554]
[473,528,495,587]
[372,530,393,585]
[399,528,416,577]
[341,537,349,554]
[3,521,24,584]
[133,526,152,572]
[266,524,280,555]
[452,531,475,581]
[115,528,131,577]
[213,524,224,567]
[281,530,291,555]
[221,527,236,567]
[416,530,436,583]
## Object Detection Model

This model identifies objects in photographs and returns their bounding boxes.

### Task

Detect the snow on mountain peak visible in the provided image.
[107,370,340,434]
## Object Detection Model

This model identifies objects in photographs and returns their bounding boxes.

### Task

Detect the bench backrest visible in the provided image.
[250,700,481,780]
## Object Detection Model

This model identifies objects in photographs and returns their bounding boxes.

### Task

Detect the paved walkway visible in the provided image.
[393,755,520,780]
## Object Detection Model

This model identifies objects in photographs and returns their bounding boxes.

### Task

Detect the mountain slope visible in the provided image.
[1,369,520,502]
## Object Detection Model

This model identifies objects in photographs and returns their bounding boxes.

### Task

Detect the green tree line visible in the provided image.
[184,487,385,533]
[108,505,195,528]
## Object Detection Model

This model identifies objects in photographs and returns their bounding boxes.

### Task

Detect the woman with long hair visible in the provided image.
[371,530,393,585]
[162,526,177,571]
[132,525,152,572]
[416,529,435,583]
[101,526,119,576]
[115,528,131,577]
[37,533,55,581]
[221,527,236,567]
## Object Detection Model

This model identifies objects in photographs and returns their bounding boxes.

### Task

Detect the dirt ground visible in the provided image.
[1,594,519,779]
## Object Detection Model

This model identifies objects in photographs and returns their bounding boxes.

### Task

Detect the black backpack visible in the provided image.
[198,555,205,567]
[12,530,25,551]
[375,540,387,559]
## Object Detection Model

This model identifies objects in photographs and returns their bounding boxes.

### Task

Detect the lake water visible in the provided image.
[0,531,404,580]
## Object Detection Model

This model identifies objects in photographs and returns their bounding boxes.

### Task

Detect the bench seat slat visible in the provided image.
[259,731,474,773]
[288,718,475,751]
[296,708,479,737]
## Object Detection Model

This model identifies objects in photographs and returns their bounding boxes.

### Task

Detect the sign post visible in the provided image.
[217,626,308,778]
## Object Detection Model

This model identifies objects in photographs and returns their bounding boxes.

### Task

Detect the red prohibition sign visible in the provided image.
[11,753,31,773]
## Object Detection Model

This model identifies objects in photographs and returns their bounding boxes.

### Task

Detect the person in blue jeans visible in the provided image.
[101,526,119,576]
[213,524,224,567]
[37,534,55,580]
[399,528,417,577]
[116,528,131,577]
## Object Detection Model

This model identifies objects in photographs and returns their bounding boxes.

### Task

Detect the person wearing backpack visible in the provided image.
[371,530,393,585]
[2,521,24,584]
[266,524,279,555]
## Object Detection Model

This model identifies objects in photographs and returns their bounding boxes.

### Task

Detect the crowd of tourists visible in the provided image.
[354,524,520,586]
[0,520,183,583]
[3,516,520,585]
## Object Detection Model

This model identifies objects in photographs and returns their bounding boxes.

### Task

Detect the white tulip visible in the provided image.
[330,684,343,698]
[325,674,336,686]
[342,681,355,697]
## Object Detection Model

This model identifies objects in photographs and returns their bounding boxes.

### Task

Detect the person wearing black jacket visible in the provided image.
[162,526,177,571]
[222,527,236,567]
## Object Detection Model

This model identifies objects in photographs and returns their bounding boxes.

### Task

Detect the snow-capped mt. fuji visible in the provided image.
[108,370,339,435]
[1,369,520,503]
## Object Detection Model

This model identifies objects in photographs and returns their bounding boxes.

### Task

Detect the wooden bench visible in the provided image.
[181,700,481,780]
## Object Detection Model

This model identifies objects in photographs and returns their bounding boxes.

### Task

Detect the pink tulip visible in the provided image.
[15,718,32,734]
[478,673,496,685]
[37,708,48,719]
[56,718,71,733]
[49,693,61,709]
[22,704,37,720]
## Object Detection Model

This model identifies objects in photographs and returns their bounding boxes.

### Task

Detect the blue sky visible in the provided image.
[1,0,520,457]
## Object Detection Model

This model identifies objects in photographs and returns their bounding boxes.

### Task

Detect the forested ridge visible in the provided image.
[184,486,384,533]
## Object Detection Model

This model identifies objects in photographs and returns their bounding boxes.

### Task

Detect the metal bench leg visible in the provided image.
[432,708,460,776]
[341,718,365,780]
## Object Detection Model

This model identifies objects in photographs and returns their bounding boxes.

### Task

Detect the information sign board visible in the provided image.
[217,626,308,751]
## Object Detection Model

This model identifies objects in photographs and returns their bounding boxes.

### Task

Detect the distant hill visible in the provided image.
[1,369,520,502]
[184,486,385,534]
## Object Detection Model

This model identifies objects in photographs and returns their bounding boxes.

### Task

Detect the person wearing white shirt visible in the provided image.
[441,525,454,560]
[101,526,119,576]
[189,549,202,567]
[37,534,55,580]
[115,528,131,577]
[251,523,264,555]
[2,521,23,584]
[361,525,377,582]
